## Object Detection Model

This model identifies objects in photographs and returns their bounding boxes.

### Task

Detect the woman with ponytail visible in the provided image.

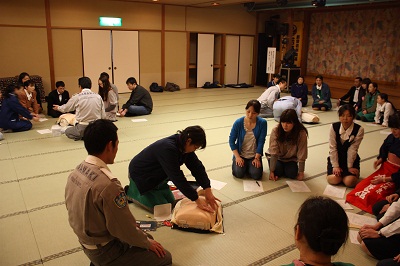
[126,125,220,213]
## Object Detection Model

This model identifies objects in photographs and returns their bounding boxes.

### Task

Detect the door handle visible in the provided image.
[114,67,117,70]
[108,67,111,70]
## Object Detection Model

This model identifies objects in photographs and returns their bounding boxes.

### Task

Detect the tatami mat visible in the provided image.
[0,87,381,265]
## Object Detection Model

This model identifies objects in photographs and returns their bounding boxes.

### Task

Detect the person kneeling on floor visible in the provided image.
[65,119,172,266]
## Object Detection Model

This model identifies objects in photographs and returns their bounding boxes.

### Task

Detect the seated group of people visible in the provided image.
[230,93,400,265]
[259,74,394,130]
[0,72,154,141]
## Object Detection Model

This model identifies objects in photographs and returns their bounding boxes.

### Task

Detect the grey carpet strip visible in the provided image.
[248,244,297,266]
[18,246,83,266]
[0,154,380,219]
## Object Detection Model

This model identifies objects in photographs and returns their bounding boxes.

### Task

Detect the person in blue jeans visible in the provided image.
[229,100,267,180]
[119,77,153,117]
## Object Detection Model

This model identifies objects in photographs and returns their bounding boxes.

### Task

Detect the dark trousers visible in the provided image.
[274,160,298,179]
[84,239,172,266]
[232,157,263,180]
[4,120,32,132]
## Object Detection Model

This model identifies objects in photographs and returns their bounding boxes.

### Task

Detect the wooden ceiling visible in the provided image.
[109,0,307,8]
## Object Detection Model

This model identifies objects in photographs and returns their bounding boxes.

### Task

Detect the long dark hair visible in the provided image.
[98,76,111,101]
[277,109,308,144]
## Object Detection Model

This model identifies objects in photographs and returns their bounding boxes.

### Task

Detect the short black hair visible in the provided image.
[178,125,206,151]
[126,77,137,85]
[338,104,356,118]
[355,77,362,82]
[297,196,348,256]
[273,73,281,78]
[389,112,400,129]
[23,80,35,87]
[245,100,261,113]
[55,81,65,88]
[316,74,323,81]
[78,77,92,89]
[84,120,118,155]
[362,78,371,85]
[277,77,287,84]
[4,84,19,98]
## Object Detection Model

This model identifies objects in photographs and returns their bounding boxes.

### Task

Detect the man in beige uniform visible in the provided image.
[65,119,172,266]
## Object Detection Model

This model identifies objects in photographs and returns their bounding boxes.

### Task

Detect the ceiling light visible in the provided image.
[212,2,220,6]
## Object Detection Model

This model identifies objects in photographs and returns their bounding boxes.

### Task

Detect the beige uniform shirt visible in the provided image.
[58,89,106,124]
[65,155,150,249]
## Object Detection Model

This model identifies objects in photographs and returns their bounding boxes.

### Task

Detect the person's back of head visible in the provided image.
[278,77,287,85]
[79,77,92,90]
[296,196,349,256]
[83,119,118,156]
[388,111,400,129]
[4,84,18,98]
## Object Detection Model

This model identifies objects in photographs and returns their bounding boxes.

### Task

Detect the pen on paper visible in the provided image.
[256,181,260,187]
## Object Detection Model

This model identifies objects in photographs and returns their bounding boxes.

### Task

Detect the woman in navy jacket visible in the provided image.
[291,75,308,107]
[229,100,267,180]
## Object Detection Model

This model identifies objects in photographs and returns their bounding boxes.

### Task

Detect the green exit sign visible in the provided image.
[99,17,122,27]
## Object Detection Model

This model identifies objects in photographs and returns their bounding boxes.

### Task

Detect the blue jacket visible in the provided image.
[0,94,32,129]
[312,83,332,109]
[229,116,267,157]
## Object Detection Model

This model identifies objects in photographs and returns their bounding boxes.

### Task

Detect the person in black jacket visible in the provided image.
[337,77,365,111]
[47,81,70,118]
[118,77,153,117]
[126,125,220,212]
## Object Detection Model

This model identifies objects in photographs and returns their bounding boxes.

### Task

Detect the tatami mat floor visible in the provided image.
[0,87,382,266]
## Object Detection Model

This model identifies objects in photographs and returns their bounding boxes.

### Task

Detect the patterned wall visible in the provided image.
[307,7,400,83]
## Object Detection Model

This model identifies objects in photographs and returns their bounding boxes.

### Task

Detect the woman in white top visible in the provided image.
[327,104,364,187]
[375,93,395,127]
[98,76,118,122]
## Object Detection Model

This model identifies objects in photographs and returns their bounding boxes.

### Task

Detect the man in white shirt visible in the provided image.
[53,77,106,140]
[257,77,287,118]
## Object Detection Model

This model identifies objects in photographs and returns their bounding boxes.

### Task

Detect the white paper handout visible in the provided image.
[349,230,360,245]
[37,129,52,134]
[336,199,353,210]
[323,184,346,199]
[346,212,377,229]
[286,180,311,192]
[243,180,264,192]
[210,179,227,190]
[131,118,148,123]
[39,118,48,122]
